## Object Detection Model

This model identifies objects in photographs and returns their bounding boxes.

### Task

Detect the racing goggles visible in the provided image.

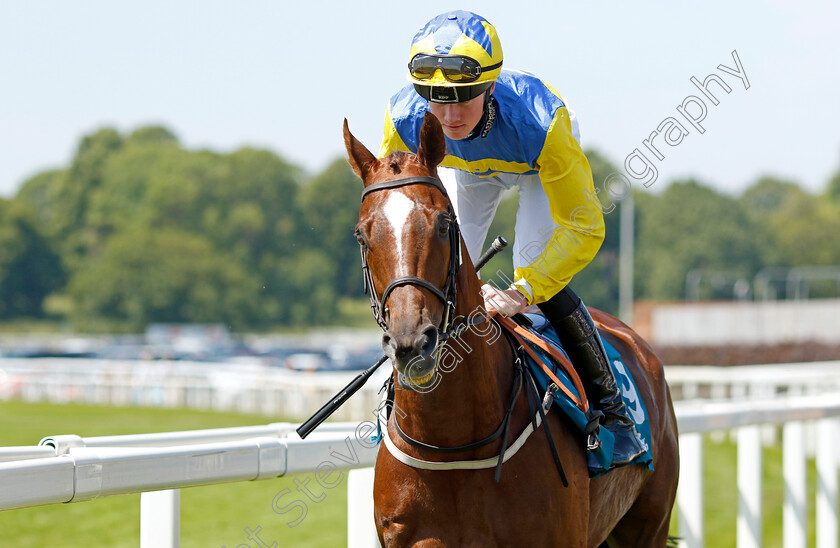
[413,81,493,103]
[408,53,502,84]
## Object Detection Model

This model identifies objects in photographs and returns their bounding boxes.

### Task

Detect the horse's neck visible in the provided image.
[392,259,513,448]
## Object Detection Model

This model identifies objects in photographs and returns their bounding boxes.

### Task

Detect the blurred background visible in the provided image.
[1,2,839,546]
[1,1,838,363]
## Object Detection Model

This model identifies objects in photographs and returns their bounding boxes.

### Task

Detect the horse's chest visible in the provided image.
[374,465,573,547]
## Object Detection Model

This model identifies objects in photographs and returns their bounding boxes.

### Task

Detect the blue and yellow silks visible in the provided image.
[380,70,605,304]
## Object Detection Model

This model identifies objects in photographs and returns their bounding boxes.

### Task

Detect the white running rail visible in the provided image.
[0,358,388,419]
[665,361,840,401]
[0,421,379,547]
[0,394,839,547]
[674,393,840,548]
[4,360,840,415]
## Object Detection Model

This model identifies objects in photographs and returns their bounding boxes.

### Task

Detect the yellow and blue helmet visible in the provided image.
[407,11,503,103]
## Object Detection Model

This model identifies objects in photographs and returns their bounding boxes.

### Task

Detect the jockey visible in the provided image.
[379,10,645,463]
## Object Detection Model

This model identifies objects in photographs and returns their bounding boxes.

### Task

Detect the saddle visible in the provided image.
[498,312,654,477]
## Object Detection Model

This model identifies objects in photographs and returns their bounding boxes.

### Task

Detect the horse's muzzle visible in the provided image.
[382,324,439,389]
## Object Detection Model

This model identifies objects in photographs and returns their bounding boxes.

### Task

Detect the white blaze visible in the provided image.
[383,191,414,273]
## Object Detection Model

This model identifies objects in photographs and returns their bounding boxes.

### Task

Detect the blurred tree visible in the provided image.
[15,169,67,230]
[30,124,839,328]
[740,176,803,214]
[70,128,124,185]
[0,200,64,318]
[127,125,179,145]
[635,180,769,300]
[827,162,840,201]
[68,228,265,329]
[275,249,340,325]
[16,128,124,271]
[83,138,182,250]
[216,147,303,259]
[220,148,310,324]
[298,158,367,298]
[14,124,332,328]
[741,175,840,266]
[72,129,314,327]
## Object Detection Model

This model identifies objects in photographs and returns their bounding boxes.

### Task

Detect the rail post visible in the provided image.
[783,421,807,548]
[737,425,762,548]
[678,432,704,548]
[140,489,180,548]
[816,417,839,548]
[348,467,379,547]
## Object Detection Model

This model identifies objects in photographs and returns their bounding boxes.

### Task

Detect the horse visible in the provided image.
[343,111,679,547]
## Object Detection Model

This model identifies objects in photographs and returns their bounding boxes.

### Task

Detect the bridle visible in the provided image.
[357,175,461,339]
[358,174,568,484]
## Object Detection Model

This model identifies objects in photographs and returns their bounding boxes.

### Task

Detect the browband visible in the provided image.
[361,176,448,202]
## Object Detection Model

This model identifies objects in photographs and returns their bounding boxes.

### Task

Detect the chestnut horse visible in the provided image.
[344,112,679,547]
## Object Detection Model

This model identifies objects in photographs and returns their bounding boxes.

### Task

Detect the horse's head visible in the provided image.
[344,112,456,390]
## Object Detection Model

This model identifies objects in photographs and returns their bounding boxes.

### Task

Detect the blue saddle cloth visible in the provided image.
[520,313,654,478]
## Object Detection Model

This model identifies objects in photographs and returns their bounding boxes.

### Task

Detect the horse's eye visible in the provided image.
[355,230,367,246]
[437,219,450,238]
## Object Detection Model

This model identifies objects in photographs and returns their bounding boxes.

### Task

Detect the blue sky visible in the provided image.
[2,1,838,198]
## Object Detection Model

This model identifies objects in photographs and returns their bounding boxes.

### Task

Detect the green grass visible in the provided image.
[0,401,348,548]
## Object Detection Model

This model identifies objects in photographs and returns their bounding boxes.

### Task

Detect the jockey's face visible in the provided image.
[428,84,494,140]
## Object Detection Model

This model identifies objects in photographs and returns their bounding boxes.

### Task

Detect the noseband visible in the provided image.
[358,175,461,338]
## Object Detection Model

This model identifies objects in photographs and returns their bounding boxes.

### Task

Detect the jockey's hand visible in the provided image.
[480,284,528,317]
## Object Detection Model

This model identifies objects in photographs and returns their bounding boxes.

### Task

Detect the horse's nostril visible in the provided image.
[416,325,439,356]
[383,332,415,357]
[382,333,402,361]
[383,326,438,363]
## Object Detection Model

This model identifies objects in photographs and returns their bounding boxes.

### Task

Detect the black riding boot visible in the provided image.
[538,288,646,465]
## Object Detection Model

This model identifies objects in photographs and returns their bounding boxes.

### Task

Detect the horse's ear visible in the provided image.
[417,111,446,171]
[343,118,378,182]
